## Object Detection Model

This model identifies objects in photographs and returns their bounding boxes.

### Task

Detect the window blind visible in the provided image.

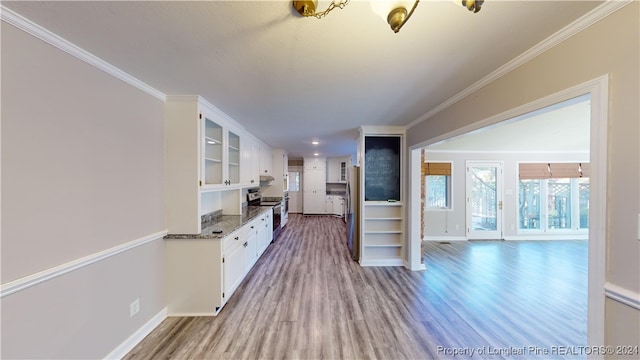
[422,162,452,176]
[519,162,590,179]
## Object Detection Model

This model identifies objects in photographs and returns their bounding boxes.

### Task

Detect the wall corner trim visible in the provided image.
[1,5,166,101]
[0,230,169,298]
[604,282,640,310]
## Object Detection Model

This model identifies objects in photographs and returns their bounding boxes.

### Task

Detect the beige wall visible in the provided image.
[408,2,639,348]
[1,21,166,358]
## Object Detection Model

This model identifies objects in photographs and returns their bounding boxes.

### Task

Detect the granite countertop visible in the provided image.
[326,191,347,196]
[165,206,270,240]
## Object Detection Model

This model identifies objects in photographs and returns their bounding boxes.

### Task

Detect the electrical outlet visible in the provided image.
[129,298,140,318]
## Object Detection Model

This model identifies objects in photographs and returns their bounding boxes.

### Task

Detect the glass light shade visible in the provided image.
[370,0,415,22]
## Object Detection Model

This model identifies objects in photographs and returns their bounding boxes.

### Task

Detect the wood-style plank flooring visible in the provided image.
[125,214,587,359]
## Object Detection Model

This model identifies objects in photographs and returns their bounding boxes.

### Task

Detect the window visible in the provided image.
[547,178,572,229]
[288,171,300,192]
[519,179,541,229]
[423,162,451,209]
[578,178,590,229]
[518,162,589,231]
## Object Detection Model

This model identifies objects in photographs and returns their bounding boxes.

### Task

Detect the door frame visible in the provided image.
[466,161,504,240]
[407,75,609,349]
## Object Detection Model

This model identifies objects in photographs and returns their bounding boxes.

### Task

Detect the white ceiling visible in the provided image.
[426,95,591,152]
[3,1,602,159]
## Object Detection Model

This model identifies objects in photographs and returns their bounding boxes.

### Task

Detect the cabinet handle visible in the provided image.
[235,236,239,240]
[251,226,254,229]
[243,242,248,247]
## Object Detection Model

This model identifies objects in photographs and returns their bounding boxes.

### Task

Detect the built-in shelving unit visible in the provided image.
[358,126,405,266]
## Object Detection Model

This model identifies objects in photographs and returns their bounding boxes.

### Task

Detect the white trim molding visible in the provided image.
[0,230,168,298]
[360,259,405,267]
[104,307,168,360]
[604,283,640,311]
[423,236,468,242]
[0,5,166,101]
[503,235,589,241]
[409,74,610,354]
[407,0,631,129]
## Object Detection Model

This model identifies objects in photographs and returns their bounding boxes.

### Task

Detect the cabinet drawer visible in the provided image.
[223,229,244,251]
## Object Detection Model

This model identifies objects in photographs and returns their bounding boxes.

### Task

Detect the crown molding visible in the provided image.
[1,5,166,101]
[407,0,632,129]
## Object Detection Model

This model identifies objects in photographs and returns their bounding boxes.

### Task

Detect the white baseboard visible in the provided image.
[404,258,427,271]
[423,236,467,241]
[166,312,217,317]
[359,258,405,266]
[104,307,167,360]
[604,282,640,310]
[503,235,588,241]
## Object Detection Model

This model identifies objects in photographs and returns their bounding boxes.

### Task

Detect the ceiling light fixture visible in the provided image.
[312,140,319,145]
[461,0,484,13]
[294,0,484,33]
[292,0,349,19]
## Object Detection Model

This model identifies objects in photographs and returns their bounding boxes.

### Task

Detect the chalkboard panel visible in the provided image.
[364,136,400,201]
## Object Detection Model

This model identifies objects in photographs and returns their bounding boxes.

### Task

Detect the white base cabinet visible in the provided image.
[166,209,273,316]
[325,195,345,217]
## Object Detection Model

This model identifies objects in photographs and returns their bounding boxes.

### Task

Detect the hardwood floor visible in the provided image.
[125,214,587,359]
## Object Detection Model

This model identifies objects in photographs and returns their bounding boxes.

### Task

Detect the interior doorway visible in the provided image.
[407,75,609,347]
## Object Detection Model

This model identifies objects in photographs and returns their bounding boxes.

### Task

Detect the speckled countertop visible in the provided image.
[165,206,271,239]
[326,191,347,196]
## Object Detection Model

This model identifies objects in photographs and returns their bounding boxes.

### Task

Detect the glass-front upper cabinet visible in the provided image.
[227,130,240,185]
[201,113,242,189]
[203,118,223,185]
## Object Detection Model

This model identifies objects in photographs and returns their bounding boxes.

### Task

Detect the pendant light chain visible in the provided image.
[309,0,349,19]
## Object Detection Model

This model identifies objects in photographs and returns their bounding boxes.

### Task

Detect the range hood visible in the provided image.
[259,174,275,184]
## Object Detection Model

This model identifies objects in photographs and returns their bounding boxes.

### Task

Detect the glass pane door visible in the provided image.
[467,162,503,239]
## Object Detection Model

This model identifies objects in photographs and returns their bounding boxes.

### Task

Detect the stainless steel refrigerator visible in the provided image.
[346,166,360,261]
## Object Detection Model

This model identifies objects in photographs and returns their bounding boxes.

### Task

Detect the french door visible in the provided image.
[466,162,503,240]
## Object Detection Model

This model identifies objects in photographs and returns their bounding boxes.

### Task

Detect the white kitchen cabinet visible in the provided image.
[262,149,288,198]
[241,133,260,187]
[282,151,289,190]
[243,223,258,271]
[325,196,334,214]
[165,96,247,234]
[325,195,345,217]
[202,115,241,189]
[165,208,272,316]
[334,196,345,217]
[223,228,246,303]
[303,159,326,214]
[327,157,348,183]
[256,210,272,256]
[304,157,326,170]
[259,141,273,176]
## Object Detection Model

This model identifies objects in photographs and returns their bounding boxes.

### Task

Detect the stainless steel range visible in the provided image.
[247,189,282,241]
